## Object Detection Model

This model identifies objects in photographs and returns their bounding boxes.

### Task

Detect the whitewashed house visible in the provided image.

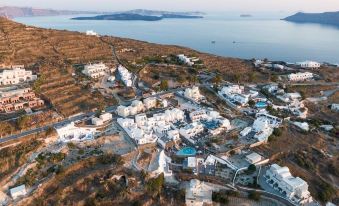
[55,122,96,142]
[117,65,132,87]
[117,105,130,117]
[288,72,313,81]
[143,97,157,110]
[184,86,203,102]
[9,185,26,199]
[296,61,321,69]
[0,67,37,85]
[82,63,107,78]
[177,54,194,66]
[179,122,204,143]
[264,164,313,205]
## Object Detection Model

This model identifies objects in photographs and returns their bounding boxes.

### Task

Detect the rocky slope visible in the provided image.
[283,11,339,27]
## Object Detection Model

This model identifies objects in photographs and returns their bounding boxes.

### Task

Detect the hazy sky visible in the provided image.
[1,0,339,12]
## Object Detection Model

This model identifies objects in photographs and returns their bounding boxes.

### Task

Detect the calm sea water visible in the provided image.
[15,12,339,63]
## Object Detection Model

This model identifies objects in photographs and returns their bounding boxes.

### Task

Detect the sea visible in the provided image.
[15,12,339,64]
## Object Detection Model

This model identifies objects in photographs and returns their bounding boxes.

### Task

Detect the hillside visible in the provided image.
[283,11,339,27]
[0,6,100,18]
[0,17,255,116]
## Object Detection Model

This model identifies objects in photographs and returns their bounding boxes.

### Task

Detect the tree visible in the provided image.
[270,75,278,82]
[212,191,229,204]
[17,115,31,130]
[0,122,15,137]
[45,127,54,136]
[273,128,282,137]
[212,74,222,84]
[248,191,261,201]
[248,99,255,108]
[159,80,169,91]
[145,173,164,195]
[247,164,256,174]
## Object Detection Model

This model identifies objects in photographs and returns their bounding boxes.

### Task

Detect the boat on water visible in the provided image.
[211,41,216,44]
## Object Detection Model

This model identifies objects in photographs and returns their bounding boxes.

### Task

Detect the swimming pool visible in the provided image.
[255,101,268,108]
[176,147,197,157]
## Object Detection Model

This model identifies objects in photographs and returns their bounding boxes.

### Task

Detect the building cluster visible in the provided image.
[177,54,200,66]
[82,62,108,79]
[288,72,313,81]
[264,164,313,205]
[117,65,132,87]
[253,60,286,71]
[241,112,282,144]
[218,84,260,107]
[0,66,37,86]
[264,84,308,119]
[117,97,167,117]
[0,87,44,113]
[117,108,184,145]
[181,110,231,144]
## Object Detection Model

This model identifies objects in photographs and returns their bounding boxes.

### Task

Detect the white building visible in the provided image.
[255,113,282,127]
[189,110,208,122]
[117,65,132,87]
[92,112,113,126]
[240,127,252,137]
[164,108,185,122]
[82,63,107,78]
[218,85,250,106]
[117,105,130,117]
[331,103,339,112]
[143,97,157,110]
[9,185,26,199]
[296,61,321,69]
[291,121,309,131]
[252,117,274,143]
[245,152,263,164]
[265,164,313,205]
[177,54,194,66]
[186,179,214,206]
[55,122,96,142]
[91,117,104,126]
[0,67,37,85]
[277,92,302,103]
[86,30,99,36]
[131,100,145,113]
[167,129,180,141]
[288,72,313,81]
[151,150,173,179]
[184,86,203,102]
[179,122,204,143]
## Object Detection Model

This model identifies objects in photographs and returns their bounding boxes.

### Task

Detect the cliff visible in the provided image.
[283,11,339,27]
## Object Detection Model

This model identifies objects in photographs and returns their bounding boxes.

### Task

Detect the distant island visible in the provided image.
[72,12,204,21]
[0,6,102,18]
[240,14,252,18]
[115,9,205,16]
[283,11,339,27]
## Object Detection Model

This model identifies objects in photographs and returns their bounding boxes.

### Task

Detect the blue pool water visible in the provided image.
[256,101,268,108]
[176,147,197,157]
